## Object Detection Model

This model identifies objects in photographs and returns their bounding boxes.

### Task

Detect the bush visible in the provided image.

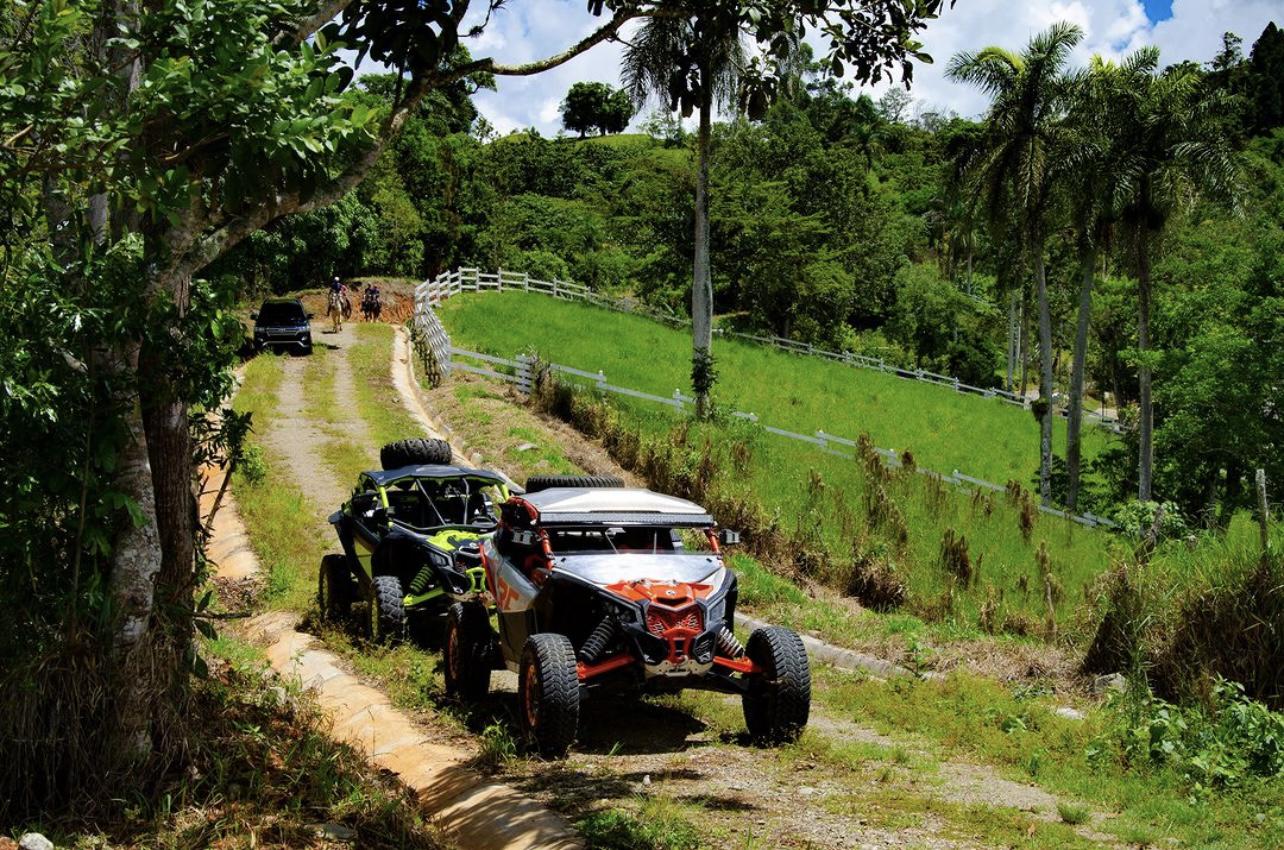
[1154,558,1284,708]
[1091,678,1284,793]
[1112,500,1189,542]
[239,442,268,485]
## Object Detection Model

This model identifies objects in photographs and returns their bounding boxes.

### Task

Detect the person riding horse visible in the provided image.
[361,283,382,321]
[327,277,351,331]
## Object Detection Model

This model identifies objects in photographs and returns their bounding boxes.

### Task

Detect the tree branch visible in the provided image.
[449,9,634,82]
[275,0,355,47]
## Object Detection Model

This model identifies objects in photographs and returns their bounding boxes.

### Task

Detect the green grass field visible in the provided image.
[437,290,1114,488]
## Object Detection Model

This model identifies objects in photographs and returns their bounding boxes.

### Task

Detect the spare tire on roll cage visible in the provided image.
[523,474,624,493]
[380,438,452,470]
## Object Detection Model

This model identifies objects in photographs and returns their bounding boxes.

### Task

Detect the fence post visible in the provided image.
[553,278,560,298]
[1258,468,1271,563]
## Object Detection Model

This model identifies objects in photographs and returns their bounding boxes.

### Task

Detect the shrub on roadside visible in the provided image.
[577,798,702,850]
[1089,678,1284,793]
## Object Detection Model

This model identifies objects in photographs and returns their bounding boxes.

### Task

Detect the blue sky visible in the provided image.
[1143,0,1174,21]
[454,0,1282,136]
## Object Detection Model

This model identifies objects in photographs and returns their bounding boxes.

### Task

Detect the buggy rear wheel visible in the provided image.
[518,633,579,758]
[444,601,493,702]
[523,474,623,493]
[742,626,810,745]
[368,575,407,645]
[318,554,353,623]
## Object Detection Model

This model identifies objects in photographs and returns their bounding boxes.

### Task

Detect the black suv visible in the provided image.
[251,298,313,354]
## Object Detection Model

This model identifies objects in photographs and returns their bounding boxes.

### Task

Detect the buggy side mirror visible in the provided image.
[250,311,258,320]
[371,506,389,525]
[719,529,741,546]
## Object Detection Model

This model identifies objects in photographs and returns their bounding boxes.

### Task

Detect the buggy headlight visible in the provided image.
[705,595,726,626]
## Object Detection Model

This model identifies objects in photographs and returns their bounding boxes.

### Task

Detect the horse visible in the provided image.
[361,290,382,322]
[327,289,351,332]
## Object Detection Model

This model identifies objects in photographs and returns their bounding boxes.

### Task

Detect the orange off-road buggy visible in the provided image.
[442,475,811,756]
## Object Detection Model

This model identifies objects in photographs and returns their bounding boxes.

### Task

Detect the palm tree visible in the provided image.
[1106,61,1239,501]
[948,22,1083,505]
[622,13,744,419]
[1060,49,1172,509]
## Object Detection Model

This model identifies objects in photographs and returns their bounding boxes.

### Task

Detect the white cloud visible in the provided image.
[456,0,1281,134]
[1150,0,1284,68]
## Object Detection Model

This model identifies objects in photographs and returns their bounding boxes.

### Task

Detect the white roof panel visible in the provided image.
[525,487,708,517]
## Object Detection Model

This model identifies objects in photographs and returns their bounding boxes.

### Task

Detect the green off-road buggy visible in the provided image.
[319,438,513,643]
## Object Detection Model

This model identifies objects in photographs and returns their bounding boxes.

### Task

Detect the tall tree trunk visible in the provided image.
[1137,228,1154,502]
[1066,244,1096,510]
[1019,291,1029,397]
[104,343,163,766]
[692,92,714,419]
[1007,289,1018,393]
[96,0,165,769]
[139,313,197,704]
[1034,243,1054,505]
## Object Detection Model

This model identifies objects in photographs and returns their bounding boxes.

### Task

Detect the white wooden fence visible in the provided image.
[441,343,1118,531]
[416,267,1123,434]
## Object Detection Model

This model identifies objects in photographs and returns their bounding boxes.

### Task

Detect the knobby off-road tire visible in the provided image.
[318,554,354,623]
[523,474,624,493]
[369,575,407,645]
[380,438,452,470]
[443,601,493,702]
[518,633,580,758]
[742,626,811,745]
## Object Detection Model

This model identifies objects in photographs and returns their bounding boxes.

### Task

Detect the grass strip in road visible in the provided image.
[232,352,328,612]
[351,323,429,447]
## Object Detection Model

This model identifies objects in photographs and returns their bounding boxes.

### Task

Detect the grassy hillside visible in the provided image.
[440,291,1284,660]
[438,290,1114,488]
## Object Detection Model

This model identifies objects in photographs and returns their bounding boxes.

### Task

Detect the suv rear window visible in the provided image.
[257,301,305,324]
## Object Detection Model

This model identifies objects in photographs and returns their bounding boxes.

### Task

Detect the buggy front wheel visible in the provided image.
[518,633,579,758]
[742,626,811,745]
[368,575,406,645]
[444,601,493,702]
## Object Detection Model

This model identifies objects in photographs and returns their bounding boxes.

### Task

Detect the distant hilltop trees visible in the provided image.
[560,81,635,138]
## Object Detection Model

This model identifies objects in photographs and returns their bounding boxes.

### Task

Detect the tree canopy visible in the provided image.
[561,81,634,136]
